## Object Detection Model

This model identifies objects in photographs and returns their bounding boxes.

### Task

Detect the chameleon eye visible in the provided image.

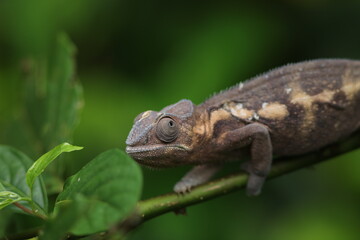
[156,117,179,143]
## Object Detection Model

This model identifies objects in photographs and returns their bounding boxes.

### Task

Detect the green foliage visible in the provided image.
[0,145,48,214]
[1,1,360,240]
[39,201,81,240]
[0,191,30,211]
[40,196,87,240]
[0,143,142,238]
[41,34,83,151]
[56,149,142,235]
[7,33,83,159]
[0,34,143,239]
[26,143,83,191]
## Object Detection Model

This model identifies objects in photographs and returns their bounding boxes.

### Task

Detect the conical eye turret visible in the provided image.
[156,117,179,143]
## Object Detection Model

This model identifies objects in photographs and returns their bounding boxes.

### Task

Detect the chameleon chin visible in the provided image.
[126,59,360,196]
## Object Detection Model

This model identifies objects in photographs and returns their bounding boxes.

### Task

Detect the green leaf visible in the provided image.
[56,149,142,235]
[0,209,13,237]
[0,191,31,210]
[40,195,87,240]
[44,33,83,149]
[26,142,83,191]
[6,33,83,159]
[0,145,47,213]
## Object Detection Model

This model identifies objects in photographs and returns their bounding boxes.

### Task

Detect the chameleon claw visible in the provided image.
[246,174,265,196]
[173,181,193,194]
[241,161,267,196]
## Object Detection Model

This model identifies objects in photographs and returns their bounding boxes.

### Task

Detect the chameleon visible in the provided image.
[126,59,360,196]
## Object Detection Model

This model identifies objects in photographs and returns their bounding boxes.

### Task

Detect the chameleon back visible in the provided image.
[201,59,360,156]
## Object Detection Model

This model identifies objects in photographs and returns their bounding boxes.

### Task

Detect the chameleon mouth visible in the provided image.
[125,144,191,167]
[125,144,190,155]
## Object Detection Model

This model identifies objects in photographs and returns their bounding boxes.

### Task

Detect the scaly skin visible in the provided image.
[126,59,360,196]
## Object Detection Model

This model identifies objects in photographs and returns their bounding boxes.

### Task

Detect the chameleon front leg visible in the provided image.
[174,164,222,194]
[222,123,272,196]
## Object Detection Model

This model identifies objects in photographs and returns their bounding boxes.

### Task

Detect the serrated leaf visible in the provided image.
[0,191,31,210]
[56,149,142,235]
[0,145,47,213]
[26,142,83,191]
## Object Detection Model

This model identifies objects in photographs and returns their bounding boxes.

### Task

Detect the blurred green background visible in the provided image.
[1,0,360,239]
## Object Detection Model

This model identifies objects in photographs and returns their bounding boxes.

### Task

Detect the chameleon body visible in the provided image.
[126,59,360,196]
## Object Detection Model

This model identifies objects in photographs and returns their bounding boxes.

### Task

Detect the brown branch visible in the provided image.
[13,202,47,220]
[13,202,34,216]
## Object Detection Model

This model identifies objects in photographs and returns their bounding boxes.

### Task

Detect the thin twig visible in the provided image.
[13,202,47,220]
[120,131,360,232]
[13,202,34,216]
[3,132,360,240]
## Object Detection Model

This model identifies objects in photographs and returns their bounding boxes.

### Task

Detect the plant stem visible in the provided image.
[13,202,34,215]
[3,132,360,240]
[13,202,47,220]
[132,131,360,225]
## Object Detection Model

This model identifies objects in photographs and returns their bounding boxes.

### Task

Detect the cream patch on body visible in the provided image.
[193,124,205,135]
[290,84,336,106]
[313,90,335,102]
[190,113,209,149]
[342,68,360,100]
[258,102,289,120]
[209,108,232,130]
[139,110,152,121]
[289,83,316,135]
[224,102,254,120]
[289,82,337,135]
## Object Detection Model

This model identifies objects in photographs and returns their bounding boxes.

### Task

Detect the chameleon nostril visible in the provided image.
[125,135,135,146]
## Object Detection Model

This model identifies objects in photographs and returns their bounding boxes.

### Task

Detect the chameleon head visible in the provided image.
[125,99,199,168]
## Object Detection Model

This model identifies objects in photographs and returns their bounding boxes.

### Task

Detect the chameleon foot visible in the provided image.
[173,165,222,194]
[241,161,267,196]
[246,174,265,196]
[173,179,194,194]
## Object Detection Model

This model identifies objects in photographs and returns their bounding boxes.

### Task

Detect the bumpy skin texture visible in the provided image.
[126,59,360,196]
